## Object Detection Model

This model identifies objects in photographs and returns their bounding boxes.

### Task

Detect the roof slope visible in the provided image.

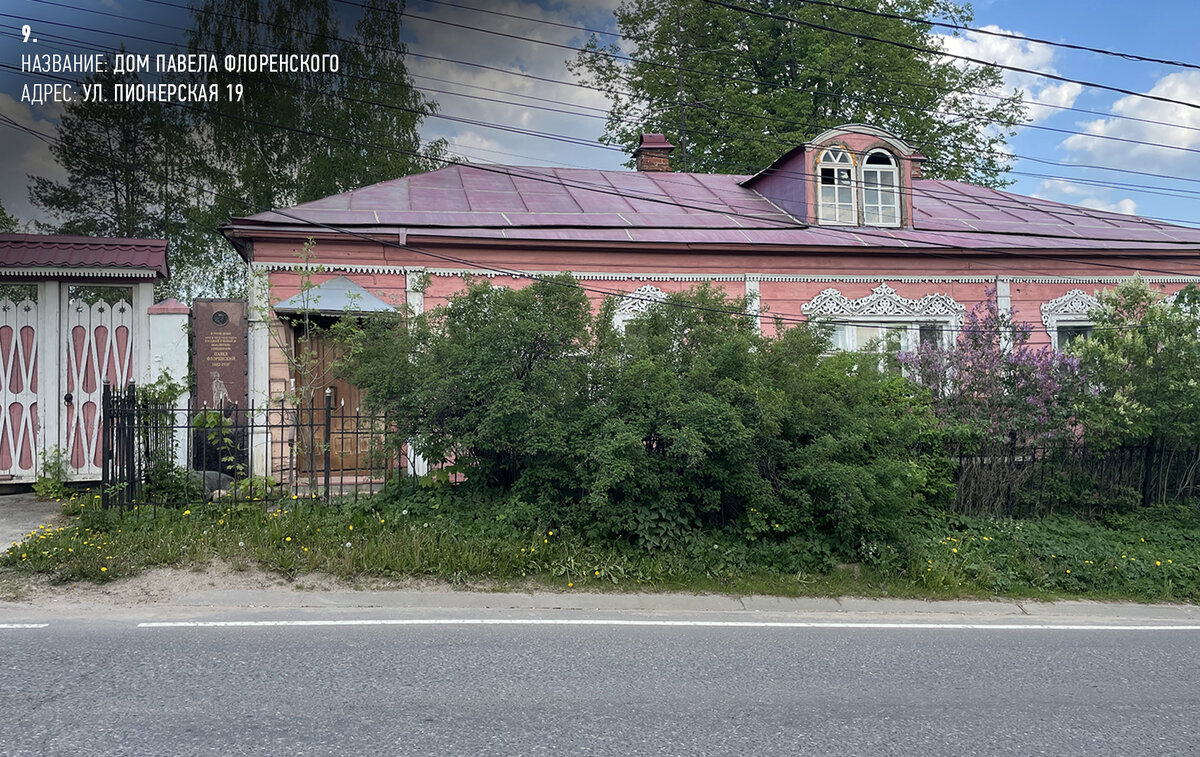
[227,164,1200,251]
[0,233,169,277]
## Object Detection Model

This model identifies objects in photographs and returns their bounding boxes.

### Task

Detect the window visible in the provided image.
[818,147,856,225]
[1041,289,1100,349]
[802,284,964,352]
[1057,324,1092,346]
[861,151,900,226]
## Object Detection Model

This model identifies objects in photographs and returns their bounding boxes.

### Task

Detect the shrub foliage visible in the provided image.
[344,277,948,558]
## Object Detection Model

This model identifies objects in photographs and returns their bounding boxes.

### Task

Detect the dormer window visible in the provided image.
[818,147,856,225]
[862,150,900,226]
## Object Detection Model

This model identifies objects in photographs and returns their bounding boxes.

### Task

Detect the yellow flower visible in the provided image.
[951,548,957,553]
[1066,570,1071,574]
[379,519,385,524]
[285,537,292,542]
[548,531,555,536]
[1156,561,1161,566]
[100,567,107,572]
[567,582,573,588]
[183,510,191,516]
[302,547,308,552]
[543,539,548,543]
[594,570,600,576]
[348,525,353,530]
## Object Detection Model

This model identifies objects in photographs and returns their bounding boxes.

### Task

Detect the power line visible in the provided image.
[19,2,1200,211]
[735,0,1200,72]
[5,110,1192,337]
[701,0,1200,112]
[15,15,1200,236]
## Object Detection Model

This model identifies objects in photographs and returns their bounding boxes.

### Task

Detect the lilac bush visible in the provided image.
[898,293,1084,446]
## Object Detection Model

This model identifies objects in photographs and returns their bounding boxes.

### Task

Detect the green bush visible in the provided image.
[345,277,952,561]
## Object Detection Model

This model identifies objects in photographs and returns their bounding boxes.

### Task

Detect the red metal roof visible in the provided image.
[0,233,169,278]
[227,164,1200,251]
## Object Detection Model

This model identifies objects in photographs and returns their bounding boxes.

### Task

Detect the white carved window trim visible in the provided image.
[1041,289,1100,349]
[613,284,666,332]
[801,283,965,351]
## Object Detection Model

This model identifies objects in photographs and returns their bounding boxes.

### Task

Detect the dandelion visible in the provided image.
[1156,561,1161,566]
[348,525,353,530]
[401,509,409,515]
[238,541,245,547]
[100,567,107,572]
[594,570,600,576]
[285,537,292,542]
[379,519,385,524]
[952,548,957,553]
[1066,570,1071,574]
[548,531,554,536]
[567,582,573,588]
[302,547,308,552]
[183,510,191,516]
[543,539,548,543]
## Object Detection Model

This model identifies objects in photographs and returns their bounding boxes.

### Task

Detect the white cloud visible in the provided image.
[937,25,1082,123]
[1060,70,1200,176]
[0,94,64,228]
[405,0,626,170]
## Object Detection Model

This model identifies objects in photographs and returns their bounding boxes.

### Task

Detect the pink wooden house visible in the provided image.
[221,124,1200,474]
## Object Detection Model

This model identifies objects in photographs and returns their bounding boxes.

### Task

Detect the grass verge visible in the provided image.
[2,490,1198,603]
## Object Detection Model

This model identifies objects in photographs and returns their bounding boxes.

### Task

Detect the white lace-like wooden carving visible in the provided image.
[613,285,667,331]
[64,297,134,475]
[1040,289,1100,341]
[801,282,965,327]
[0,298,39,478]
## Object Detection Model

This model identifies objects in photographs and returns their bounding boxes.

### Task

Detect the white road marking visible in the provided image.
[138,619,1200,630]
[0,623,48,629]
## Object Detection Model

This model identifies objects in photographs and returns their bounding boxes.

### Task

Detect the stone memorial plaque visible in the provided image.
[192,299,247,410]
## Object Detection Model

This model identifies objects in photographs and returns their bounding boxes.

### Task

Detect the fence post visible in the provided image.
[101,380,111,508]
[323,387,332,502]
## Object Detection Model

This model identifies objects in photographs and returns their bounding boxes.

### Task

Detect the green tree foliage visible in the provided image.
[29,57,181,239]
[344,277,950,559]
[1073,277,1200,450]
[571,0,1025,184]
[186,0,446,216]
[0,198,17,232]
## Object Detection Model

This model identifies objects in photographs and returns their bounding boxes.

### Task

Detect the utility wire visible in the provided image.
[5,110,1193,337]
[16,23,1200,233]
[701,0,1200,112]
[18,4,1200,213]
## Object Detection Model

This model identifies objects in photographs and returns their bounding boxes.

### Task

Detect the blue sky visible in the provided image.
[2,0,1199,228]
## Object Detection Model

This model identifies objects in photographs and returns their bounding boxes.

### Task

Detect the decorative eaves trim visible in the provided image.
[249,262,1200,286]
[801,282,966,327]
[1,266,157,278]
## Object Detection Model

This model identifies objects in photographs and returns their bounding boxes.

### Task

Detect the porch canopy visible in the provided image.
[273,275,398,316]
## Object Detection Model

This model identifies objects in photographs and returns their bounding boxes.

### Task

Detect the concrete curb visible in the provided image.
[165,588,1200,622]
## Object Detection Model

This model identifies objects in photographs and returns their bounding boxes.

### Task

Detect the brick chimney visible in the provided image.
[634,133,675,172]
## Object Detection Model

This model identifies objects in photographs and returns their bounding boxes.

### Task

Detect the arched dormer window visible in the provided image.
[862,150,900,226]
[817,147,856,225]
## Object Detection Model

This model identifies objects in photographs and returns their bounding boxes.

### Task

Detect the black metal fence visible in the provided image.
[951,439,1200,518]
[100,382,406,509]
[99,381,1200,517]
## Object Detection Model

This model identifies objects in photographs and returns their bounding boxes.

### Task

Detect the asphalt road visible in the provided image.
[2,607,1198,756]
